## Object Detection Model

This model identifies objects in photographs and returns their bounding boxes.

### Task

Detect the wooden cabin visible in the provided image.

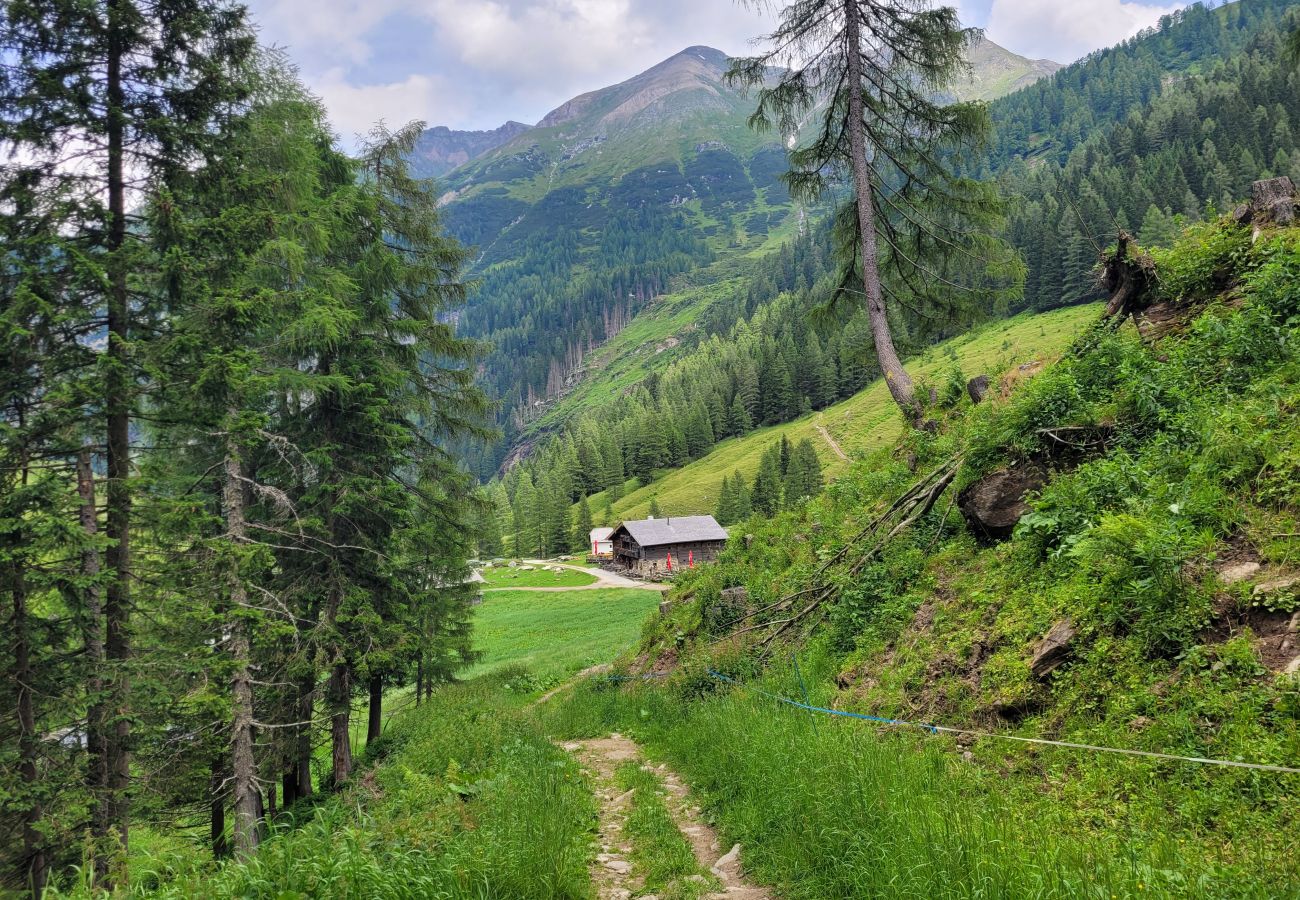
[610,515,728,575]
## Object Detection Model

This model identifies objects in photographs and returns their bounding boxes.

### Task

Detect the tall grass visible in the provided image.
[52,674,595,899]
[547,673,1296,900]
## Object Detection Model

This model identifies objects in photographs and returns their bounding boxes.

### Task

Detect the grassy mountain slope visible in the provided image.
[595,209,1300,895]
[588,304,1097,522]
[953,36,1061,102]
[430,39,1065,472]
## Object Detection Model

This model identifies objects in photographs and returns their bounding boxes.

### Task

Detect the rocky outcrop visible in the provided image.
[958,464,1047,540]
[967,374,990,404]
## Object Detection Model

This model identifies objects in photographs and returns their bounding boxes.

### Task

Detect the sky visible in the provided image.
[243,0,1186,145]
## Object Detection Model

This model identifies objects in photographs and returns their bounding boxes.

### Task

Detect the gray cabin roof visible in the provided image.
[613,515,728,548]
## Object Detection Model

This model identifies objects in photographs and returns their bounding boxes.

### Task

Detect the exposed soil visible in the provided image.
[814,419,850,462]
[564,734,772,900]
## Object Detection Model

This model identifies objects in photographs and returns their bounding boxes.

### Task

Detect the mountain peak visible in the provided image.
[538,45,734,130]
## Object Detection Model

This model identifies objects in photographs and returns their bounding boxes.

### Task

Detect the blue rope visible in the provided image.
[704,669,1300,774]
[601,672,670,683]
[708,669,939,734]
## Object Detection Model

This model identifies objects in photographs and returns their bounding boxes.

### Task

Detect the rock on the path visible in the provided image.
[712,842,742,876]
[1253,574,1300,598]
[1217,560,1260,585]
[602,858,631,874]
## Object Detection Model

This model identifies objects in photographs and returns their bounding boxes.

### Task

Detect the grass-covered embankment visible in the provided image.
[61,674,593,899]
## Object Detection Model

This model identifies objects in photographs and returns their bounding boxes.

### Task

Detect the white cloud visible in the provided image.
[986,0,1180,63]
[426,0,652,81]
[312,70,466,144]
[250,0,406,67]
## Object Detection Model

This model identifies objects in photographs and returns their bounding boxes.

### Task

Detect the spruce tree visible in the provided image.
[572,495,595,554]
[751,446,784,517]
[715,475,736,525]
[0,0,254,881]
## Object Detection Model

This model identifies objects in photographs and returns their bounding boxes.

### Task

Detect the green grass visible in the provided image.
[57,676,595,899]
[467,588,662,684]
[481,565,597,588]
[612,762,716,900]
[546,665,1297,900]
[587,304,1101,522]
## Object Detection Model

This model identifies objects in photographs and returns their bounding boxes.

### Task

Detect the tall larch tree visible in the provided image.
[729,0,1019,422]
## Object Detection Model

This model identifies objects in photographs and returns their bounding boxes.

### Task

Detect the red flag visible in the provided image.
[688,550,694,568]
[666,552,672,571]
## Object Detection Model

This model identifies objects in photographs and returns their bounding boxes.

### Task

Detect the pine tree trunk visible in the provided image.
[367,674,383,746]
[103,0,133,867]
[328,659,352,786]
[843,0,919,422]
[12,558,47,897]
[415,653,424,707]
[209,764,228,859]
[223,445,260,857]
[281,769,298,810]
[77,450,109,885]
[296,676,314,799]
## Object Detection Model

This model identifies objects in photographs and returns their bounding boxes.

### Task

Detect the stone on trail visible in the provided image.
[712,842,743,876]
[1216,560,1260,585]
[1253,574,1300,598]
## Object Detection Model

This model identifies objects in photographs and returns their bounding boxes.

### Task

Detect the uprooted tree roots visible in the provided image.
[720,456,961,655]
[1102,231,1158,322]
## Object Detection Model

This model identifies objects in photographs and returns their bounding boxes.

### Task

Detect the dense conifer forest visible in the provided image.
[0,3,488,889]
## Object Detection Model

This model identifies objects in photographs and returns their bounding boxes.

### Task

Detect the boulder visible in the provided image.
[1030,620,1076,677]
[1216,560,1260,585]
[967,374,991,404]
[720,586,749,604]
[1248,178,1289,214]
[658,600,673,616]
[1253,574,1300,598]
[958,464,1047,540]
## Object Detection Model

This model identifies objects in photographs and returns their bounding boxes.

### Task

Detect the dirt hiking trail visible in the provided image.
[564,734,772,900]
[814,418,849,461]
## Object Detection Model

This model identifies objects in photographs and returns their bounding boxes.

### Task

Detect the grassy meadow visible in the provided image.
[465,587,662,684]
[480,564,597,588]
[584,303,1100,522]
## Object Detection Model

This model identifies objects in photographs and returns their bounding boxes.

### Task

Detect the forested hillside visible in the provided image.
[477,0,1300,549]
[990,0,1300,310]
[436,40,1064,473]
